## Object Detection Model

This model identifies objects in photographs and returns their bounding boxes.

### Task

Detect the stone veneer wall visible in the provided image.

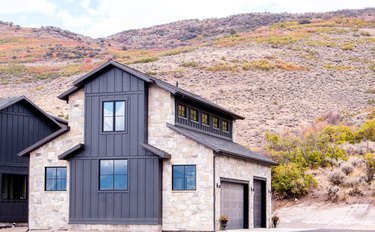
[148,85,215,231]
[215,155,272,229]
[28,89,84,230]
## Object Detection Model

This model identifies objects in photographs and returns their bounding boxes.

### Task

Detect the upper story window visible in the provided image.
[103,101,125,132]
[1,174,27,199]
[45,167,67,191]
[178,104,187,118]
[212,116,219,129]
[100,160,128,191]
[172,165,196,190]
[190,109,198,122]
[222,120,229,132]
[202,113,209,126]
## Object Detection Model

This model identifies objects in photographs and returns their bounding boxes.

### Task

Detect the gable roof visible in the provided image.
[167,123,277,166]
[58,60,244,120]
[0,96,64,127]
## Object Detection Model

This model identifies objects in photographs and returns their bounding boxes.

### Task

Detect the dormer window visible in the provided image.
[202,113,209,126]
[222,120,229,132]
[212,117,219,129]
[190,109,198,122]
[103,101,125,132]
[178,104,187,118]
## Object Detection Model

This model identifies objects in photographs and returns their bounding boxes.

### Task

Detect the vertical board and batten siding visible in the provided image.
[69,67,161,224]
[0,101,60,222]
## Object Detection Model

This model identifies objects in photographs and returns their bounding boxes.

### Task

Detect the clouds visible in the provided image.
[0,0,373,38]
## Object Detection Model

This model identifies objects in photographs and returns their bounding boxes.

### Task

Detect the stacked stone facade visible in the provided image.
[215,156,272,229]
[28,89,84,230]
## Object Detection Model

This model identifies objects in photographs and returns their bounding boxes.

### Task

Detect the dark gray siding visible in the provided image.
[69,67,161,224]
[0,101,60,222]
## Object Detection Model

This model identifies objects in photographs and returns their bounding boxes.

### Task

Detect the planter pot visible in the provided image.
[220,220,228,230]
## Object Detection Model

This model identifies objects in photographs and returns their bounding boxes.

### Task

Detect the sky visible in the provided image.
[0,0,374,38]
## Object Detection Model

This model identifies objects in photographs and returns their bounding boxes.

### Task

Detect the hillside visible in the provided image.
[0,8,374,150]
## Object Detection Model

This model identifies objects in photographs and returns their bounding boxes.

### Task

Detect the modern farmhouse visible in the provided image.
[20,60,276,231]
[0,96,65,223]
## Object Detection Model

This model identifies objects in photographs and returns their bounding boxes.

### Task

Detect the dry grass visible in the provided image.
[206,63,238,72]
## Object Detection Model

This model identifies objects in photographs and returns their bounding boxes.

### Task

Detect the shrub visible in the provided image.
[180,61,199,68]
[328,170,345,185]
[369,63,375,73]
[327,186,340,201]
[298,18,311,24]
[320,125,354,144]
[241,62,251,71]
[132,57,159,64]
[364,153,375,181]
[251,59,273,71]
[272,163,317,198]
[206,63,238,72]
[340,43,354,51]
[354,119,375,142]
[340,162,354,175]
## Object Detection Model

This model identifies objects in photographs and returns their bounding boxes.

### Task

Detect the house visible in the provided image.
[20,60,276,231]
[0,96,65,224]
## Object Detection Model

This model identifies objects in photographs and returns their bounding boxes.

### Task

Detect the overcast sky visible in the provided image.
[0,0,374,38]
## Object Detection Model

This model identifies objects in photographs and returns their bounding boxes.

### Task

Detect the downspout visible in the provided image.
[213,153,217,231]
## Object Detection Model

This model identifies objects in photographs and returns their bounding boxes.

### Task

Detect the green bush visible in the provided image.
[320,125,354,144]
[272,163,317,198]
[354,119,375,141]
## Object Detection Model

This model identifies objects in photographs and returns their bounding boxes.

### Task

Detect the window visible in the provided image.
[222,120,229,132]
[1,174,27,200]
[103,101,125,132]
[100,160,128,191]
[178,104,187,118]
[45,167,67,191]
[202,113,209,126]
[190,109,198,122]
[212,117,219,129]
[172,165,196,190]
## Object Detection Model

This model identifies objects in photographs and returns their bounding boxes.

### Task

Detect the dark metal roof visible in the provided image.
[140,143,171,159]
[18,126,70,157]
[0,96,65,127]
[58,60,244,120]
[58,143,84,160]
[167,123,277,166]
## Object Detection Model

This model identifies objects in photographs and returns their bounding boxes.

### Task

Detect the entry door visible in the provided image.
[220,181,246,229]
[253,179,266,228]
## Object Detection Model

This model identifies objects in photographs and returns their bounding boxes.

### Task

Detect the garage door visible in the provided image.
[220,181,245,229]
[253,179,266,228]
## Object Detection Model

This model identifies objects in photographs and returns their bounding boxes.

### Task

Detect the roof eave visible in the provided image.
[140,143,171,159]
[215,150,277,166]
[58,143,84,160]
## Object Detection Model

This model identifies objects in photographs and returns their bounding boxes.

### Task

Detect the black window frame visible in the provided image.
[45,167,67,192]
[190,108,199,123]
[178,104,187,119]
[172,165,196,191]
[201,112,209,126]
[1,174,28,200]
[102,100,126,132]
[212,116,220,129]
[222,120,229,132]
[99,159,129,191]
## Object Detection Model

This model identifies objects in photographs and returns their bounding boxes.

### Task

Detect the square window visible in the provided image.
[178,104,187,118]
[103,101,126,132]
[45,167,67,191]
[202,113,209,125]
[99,160,128,191]
[172,165,196,190]
[222,120,229,132]
[190,109,198,122]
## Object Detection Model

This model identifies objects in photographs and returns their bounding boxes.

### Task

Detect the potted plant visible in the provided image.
[272,215,279,228]
[219,215,229,229]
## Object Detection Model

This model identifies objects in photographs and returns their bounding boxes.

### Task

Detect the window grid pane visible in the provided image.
[172,165,196,190]
[222,120,229,132]
[190,109,198,122]
[100,160,128,191]
[45,167,66,191]
[103,101,126,132]
[202,113,209,125]
[178,105,186,118]
[213,117,219,129]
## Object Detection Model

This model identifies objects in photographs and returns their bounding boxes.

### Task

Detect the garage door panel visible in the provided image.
[220,181,245,229]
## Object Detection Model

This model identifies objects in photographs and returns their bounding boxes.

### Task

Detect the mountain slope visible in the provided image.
[0,8,374,148]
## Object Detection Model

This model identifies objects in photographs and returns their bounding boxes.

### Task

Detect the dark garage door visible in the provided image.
[220,181,248,229]
[253,179,266,228]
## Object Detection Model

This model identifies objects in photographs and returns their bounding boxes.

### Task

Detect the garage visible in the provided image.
[220,181,249,229]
